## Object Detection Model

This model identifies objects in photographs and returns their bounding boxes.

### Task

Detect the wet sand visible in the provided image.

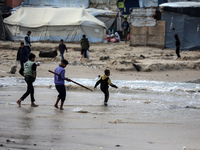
[0,86,200,150]
[0,41,200,149]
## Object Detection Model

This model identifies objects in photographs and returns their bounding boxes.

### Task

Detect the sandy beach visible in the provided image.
[0,41,200,150]
[0,41,200,82]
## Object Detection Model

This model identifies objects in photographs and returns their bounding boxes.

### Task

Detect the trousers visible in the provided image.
[176,47,181,58]
[101,89,109,102]
[20,76,35,103]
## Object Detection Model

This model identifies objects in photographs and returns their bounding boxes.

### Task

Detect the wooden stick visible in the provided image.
[48,70,93,92]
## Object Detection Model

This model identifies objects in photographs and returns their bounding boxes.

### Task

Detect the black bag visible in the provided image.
[19,68,24,76]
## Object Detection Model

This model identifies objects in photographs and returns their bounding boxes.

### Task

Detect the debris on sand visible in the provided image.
[9,65,17,74]
[185,106,200,109]
[144,101,152,104]
[72,108,89,113]
[77,110,89,113]
[108,119,122,124]
[6,139,15,143]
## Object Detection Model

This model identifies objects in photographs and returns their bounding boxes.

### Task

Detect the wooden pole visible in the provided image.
[48,70,93,92]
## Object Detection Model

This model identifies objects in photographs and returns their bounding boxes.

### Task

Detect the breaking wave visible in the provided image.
[0,77,199,94]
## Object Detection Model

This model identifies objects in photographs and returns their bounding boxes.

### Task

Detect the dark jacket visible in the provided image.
[81,38,90,50]
[59,43,67,53]
[175,39,180,47]
[16,47,29,63]
[94,75,117,91]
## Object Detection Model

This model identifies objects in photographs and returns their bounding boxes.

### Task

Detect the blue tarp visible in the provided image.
[162,11,200,50]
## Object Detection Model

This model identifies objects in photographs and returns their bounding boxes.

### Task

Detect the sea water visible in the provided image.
[0,77,199,108]
[0,77,200,150]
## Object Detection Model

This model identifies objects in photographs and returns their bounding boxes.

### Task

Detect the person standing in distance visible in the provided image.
[58,39,67,61]
[80,35,90,59]
[122,18,129,43]
[24,31,31,53]
[16,53,39,107]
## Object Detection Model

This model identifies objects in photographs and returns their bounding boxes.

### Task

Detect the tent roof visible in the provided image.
[159,2,200,8]
[4,7,106,28]
[159,2,200,17]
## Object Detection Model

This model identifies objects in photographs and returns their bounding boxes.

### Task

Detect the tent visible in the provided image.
[22,0,117,10]
[3,7,107,42]
[160,2,200,50]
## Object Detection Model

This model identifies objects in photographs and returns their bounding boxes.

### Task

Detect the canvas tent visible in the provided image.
[3,7,107,42]
[160,2,200,50]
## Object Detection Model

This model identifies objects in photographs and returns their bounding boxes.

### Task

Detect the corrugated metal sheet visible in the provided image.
[130,8,156,27]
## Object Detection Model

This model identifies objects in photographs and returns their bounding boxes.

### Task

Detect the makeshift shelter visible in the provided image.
[129,7,166,49]
[160,2,200,50]
[3,7,107,42]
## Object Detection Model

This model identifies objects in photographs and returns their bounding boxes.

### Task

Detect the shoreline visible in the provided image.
[1,63,200,83]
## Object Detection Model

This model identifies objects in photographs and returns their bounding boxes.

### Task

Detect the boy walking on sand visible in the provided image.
[16,53,38,107]
[54,59,71,110]
[94,69,118,106]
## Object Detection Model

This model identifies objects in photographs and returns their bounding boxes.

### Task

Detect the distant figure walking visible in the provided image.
[24,31,31,53]
[94,69,118,106]
[174,34,181,59]
[54,59,71,110]
[58,39,67,61]
[16,53,39,107]
[16,42,30,76]
[122,18,129,43]
[80,35,90,59]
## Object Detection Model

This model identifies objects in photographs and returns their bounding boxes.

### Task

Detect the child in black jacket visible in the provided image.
[94,69,118,106]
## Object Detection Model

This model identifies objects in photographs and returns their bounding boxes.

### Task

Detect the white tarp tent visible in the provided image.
[3,7,107,42]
